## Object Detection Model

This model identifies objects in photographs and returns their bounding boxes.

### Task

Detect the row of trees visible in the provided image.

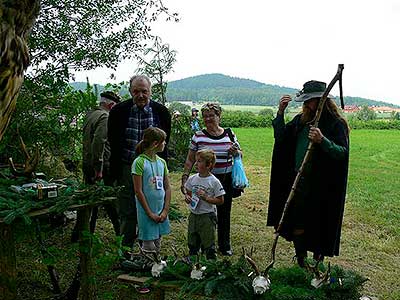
[350,105,400,121]
[165,74,398,108]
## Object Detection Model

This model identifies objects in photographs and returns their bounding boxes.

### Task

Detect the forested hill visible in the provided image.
[168,73,266,89]
[166,73,399,107]
[70,73,399,107]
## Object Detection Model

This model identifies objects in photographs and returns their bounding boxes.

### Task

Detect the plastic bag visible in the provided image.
[231,156,249,190]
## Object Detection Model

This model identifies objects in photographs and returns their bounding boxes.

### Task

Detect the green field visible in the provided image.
[15,129,400,299]
[221,104,275,113]
[170,128,400,300]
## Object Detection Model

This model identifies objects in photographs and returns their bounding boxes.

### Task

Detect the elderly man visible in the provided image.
[267,80,350,267]
[108,75,171,249]
[73,91,121,241]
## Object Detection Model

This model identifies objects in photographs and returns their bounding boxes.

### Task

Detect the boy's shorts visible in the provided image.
[188,212,217,249]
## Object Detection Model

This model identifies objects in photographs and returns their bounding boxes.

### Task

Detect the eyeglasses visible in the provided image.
[202,114,217,120]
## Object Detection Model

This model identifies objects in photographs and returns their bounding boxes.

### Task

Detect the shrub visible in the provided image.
[168,101,191,115]
[348,119,400,130]
[353,105,377,121]
[259,108,274,118]
[168,114,193,171]
[220,111,273,128]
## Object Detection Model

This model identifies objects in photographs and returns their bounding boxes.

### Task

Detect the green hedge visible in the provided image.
[220,111,273,128]
[348,119,400,130]
[218,111,400,129]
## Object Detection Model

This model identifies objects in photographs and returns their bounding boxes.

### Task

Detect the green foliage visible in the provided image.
[348,119,400,130]
[0,177,122,225]
[353,105,377,121]
[136,36,177,104]
[259,108,274,117]
[0,80,97,170]
[168,101,191,115]
[168,203,185,221]
[168,115,193,171]
[152,255,366,300]
[29,0,178,76]
[103,81,131,100]
[1,0,177,168]
[220,111,273,128]
[391,111,400,120]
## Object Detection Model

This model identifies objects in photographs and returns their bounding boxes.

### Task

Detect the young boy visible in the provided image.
[184,149,225,259]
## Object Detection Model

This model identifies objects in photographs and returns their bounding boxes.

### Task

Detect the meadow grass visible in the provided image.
[14,128,400,299]
[165,128,400,300]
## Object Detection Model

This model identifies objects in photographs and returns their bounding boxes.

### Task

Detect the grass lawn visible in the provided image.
[14,129,400,299]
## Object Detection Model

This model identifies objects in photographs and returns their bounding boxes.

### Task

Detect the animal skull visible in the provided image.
[310,261,331,289]
[311,276,330,289]
[151,260,167,277]
[252,275,271,294]
[191,266,206,280]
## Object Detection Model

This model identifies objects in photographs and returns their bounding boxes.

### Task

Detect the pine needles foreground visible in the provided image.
[133,255,367,300]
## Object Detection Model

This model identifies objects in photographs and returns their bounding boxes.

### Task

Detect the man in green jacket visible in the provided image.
[267,80,350,267]
[74,91,121,240]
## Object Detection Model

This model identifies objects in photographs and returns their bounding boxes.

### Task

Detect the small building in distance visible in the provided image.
[343,105,361,113]
[370,106,400,113]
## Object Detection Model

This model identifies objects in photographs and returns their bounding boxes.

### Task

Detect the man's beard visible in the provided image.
[300,106,316,125]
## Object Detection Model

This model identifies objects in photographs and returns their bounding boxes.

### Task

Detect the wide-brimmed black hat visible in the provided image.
[294,80,334,102]
[100,91,121,103]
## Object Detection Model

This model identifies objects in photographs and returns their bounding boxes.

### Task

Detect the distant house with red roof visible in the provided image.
[343,105,360,113]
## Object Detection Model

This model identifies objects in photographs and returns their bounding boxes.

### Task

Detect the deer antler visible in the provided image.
[244,248,271,294]
[9,130,39,177]
[244,253,260,276]
[171,245,191,266]
[139,247,159,263]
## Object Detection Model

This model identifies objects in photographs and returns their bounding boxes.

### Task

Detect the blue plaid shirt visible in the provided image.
[122,103,154,164]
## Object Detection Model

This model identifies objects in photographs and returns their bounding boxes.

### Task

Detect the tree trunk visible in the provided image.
[77,208,97,300]
[0,223,17,300]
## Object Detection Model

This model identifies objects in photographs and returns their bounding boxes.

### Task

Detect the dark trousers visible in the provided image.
[72,170,120,241]
[215,173,233,252]
[116,163,137,248]
[188,212,217,259]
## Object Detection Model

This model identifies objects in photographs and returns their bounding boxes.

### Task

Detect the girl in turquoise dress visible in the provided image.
[132,127,171,254]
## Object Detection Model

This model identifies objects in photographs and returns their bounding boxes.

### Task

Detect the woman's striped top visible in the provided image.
[189,129,240,175]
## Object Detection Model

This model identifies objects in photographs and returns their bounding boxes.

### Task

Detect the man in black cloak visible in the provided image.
[267,80,350,267]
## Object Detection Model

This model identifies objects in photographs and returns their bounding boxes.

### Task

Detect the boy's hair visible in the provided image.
[196,149,216,170]
[135,127,166,155]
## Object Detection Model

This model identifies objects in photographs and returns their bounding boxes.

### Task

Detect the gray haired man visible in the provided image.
[108,75,171,249]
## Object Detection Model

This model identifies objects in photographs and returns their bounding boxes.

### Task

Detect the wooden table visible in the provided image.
[117,274,176,300]
[0,199,114,300]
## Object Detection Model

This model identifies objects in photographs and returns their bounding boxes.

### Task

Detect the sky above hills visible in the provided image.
[74,0,400,105]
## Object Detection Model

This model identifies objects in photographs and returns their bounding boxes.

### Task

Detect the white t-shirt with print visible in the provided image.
[184,173,225,215]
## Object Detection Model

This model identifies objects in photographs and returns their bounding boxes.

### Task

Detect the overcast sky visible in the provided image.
[75,0,400,105]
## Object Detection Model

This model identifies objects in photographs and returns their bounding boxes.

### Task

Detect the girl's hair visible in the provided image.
[196,149,216,170]
[135,127,167,155]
